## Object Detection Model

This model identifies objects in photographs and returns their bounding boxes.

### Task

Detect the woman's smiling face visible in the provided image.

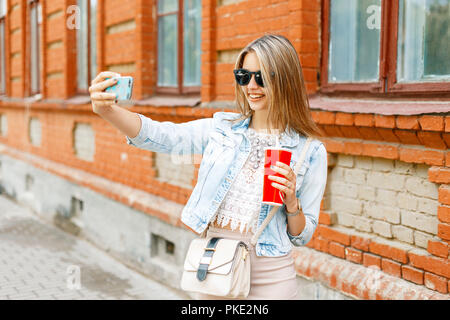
[242,51,268,111]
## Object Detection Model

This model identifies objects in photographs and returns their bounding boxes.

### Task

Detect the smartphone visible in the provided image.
[105,76,133,101]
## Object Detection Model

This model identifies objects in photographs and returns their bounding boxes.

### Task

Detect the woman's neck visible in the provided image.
[249,110,279,134]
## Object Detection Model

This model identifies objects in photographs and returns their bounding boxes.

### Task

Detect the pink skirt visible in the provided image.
[195,226,298,300]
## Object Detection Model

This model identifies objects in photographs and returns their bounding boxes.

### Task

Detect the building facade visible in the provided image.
[0,0,449,299]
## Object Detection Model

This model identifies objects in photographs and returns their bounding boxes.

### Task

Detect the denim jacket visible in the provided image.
[126,111,328,257]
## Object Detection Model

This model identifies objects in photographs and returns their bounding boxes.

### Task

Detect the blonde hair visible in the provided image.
[228,34,324,139]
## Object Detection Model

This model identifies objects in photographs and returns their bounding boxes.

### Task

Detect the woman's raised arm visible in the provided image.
[89,71,214,156]
[89,71,142,139]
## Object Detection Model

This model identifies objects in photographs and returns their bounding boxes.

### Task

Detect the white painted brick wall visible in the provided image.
[358,186,376,201]
[414,231,435,249]
[367,171,406,191]
[365,204,400,224]
[401,210,438,235]
[73,123,95,162]
[329,181,358,198]
[392,225,414,244]
[415,164,430,179]
[0,113,7,136]
[344,168,366,185]
[397,193,418,211]
[330,195,363,215]
[29,117,41,147]
[218,0,245,6]
[329,155,440,249]
[372,220,392,238]
[336,212,354,228]
[417,198,439,216]
[154,153,195,189]
[405,177,439,199]
[329,165,345,179]
[354,155,373,170]
[372,158,394,172]
[353,216,372,232]
[337,154,354,168]
[393,160,415,175]
[375,189,397,206]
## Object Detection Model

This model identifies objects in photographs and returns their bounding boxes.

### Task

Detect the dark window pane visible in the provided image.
[90,0,97,82]
[0,0,5,16]
[0,21,5,94]
[158,0,178,14]
[158,14,178,87]
[30,3,41,94]
[328,0,381,83]
[183,0,201,86]
[397,0,450,82]
[77,0,88,90]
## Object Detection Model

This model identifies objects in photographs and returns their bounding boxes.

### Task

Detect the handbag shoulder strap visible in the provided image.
[250,136,314,246]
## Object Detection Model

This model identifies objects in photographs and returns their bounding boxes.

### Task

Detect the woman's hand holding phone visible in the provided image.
[89,71,121,114]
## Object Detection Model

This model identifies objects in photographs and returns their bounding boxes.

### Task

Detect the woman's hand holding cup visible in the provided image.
[89,71,121,114]
[267,161,298,212]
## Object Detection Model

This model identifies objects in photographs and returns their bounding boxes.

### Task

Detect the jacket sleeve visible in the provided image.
[125,113,214,156]
[287,142,328,246]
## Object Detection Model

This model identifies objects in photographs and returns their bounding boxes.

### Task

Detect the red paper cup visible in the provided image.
[262,148,292,206]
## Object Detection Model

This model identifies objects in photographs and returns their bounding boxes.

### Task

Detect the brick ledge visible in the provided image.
[309,95,450,116]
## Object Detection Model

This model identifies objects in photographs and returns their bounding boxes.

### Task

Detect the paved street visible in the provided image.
[0,194,189,300]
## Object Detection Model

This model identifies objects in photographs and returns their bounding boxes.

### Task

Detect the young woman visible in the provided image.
[89,34,328,300]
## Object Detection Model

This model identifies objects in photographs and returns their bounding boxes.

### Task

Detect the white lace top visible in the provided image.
[212,128,280,234]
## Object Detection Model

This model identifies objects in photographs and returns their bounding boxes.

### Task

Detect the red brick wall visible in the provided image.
[202,0,321,102]
[0,0,449,298]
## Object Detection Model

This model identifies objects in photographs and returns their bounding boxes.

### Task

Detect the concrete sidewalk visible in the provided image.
[0,194,190,300]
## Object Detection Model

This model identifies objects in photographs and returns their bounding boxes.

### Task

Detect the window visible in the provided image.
[77,0,97,92]
[321,0,450,94]
[395,0,450,84]
[327,0,381,84]
[0,0,7,95]
[157,0,201,94]
[29,0,42,95]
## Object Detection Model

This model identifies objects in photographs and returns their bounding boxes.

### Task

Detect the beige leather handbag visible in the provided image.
[180,137,313,298]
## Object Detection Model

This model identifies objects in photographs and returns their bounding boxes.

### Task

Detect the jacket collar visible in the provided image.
[230,114,301,148]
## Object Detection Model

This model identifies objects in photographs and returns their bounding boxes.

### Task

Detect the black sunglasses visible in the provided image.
[233,68,265,87]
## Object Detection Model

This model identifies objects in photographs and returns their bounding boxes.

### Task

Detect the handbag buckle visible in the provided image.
[196,237,221,282]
